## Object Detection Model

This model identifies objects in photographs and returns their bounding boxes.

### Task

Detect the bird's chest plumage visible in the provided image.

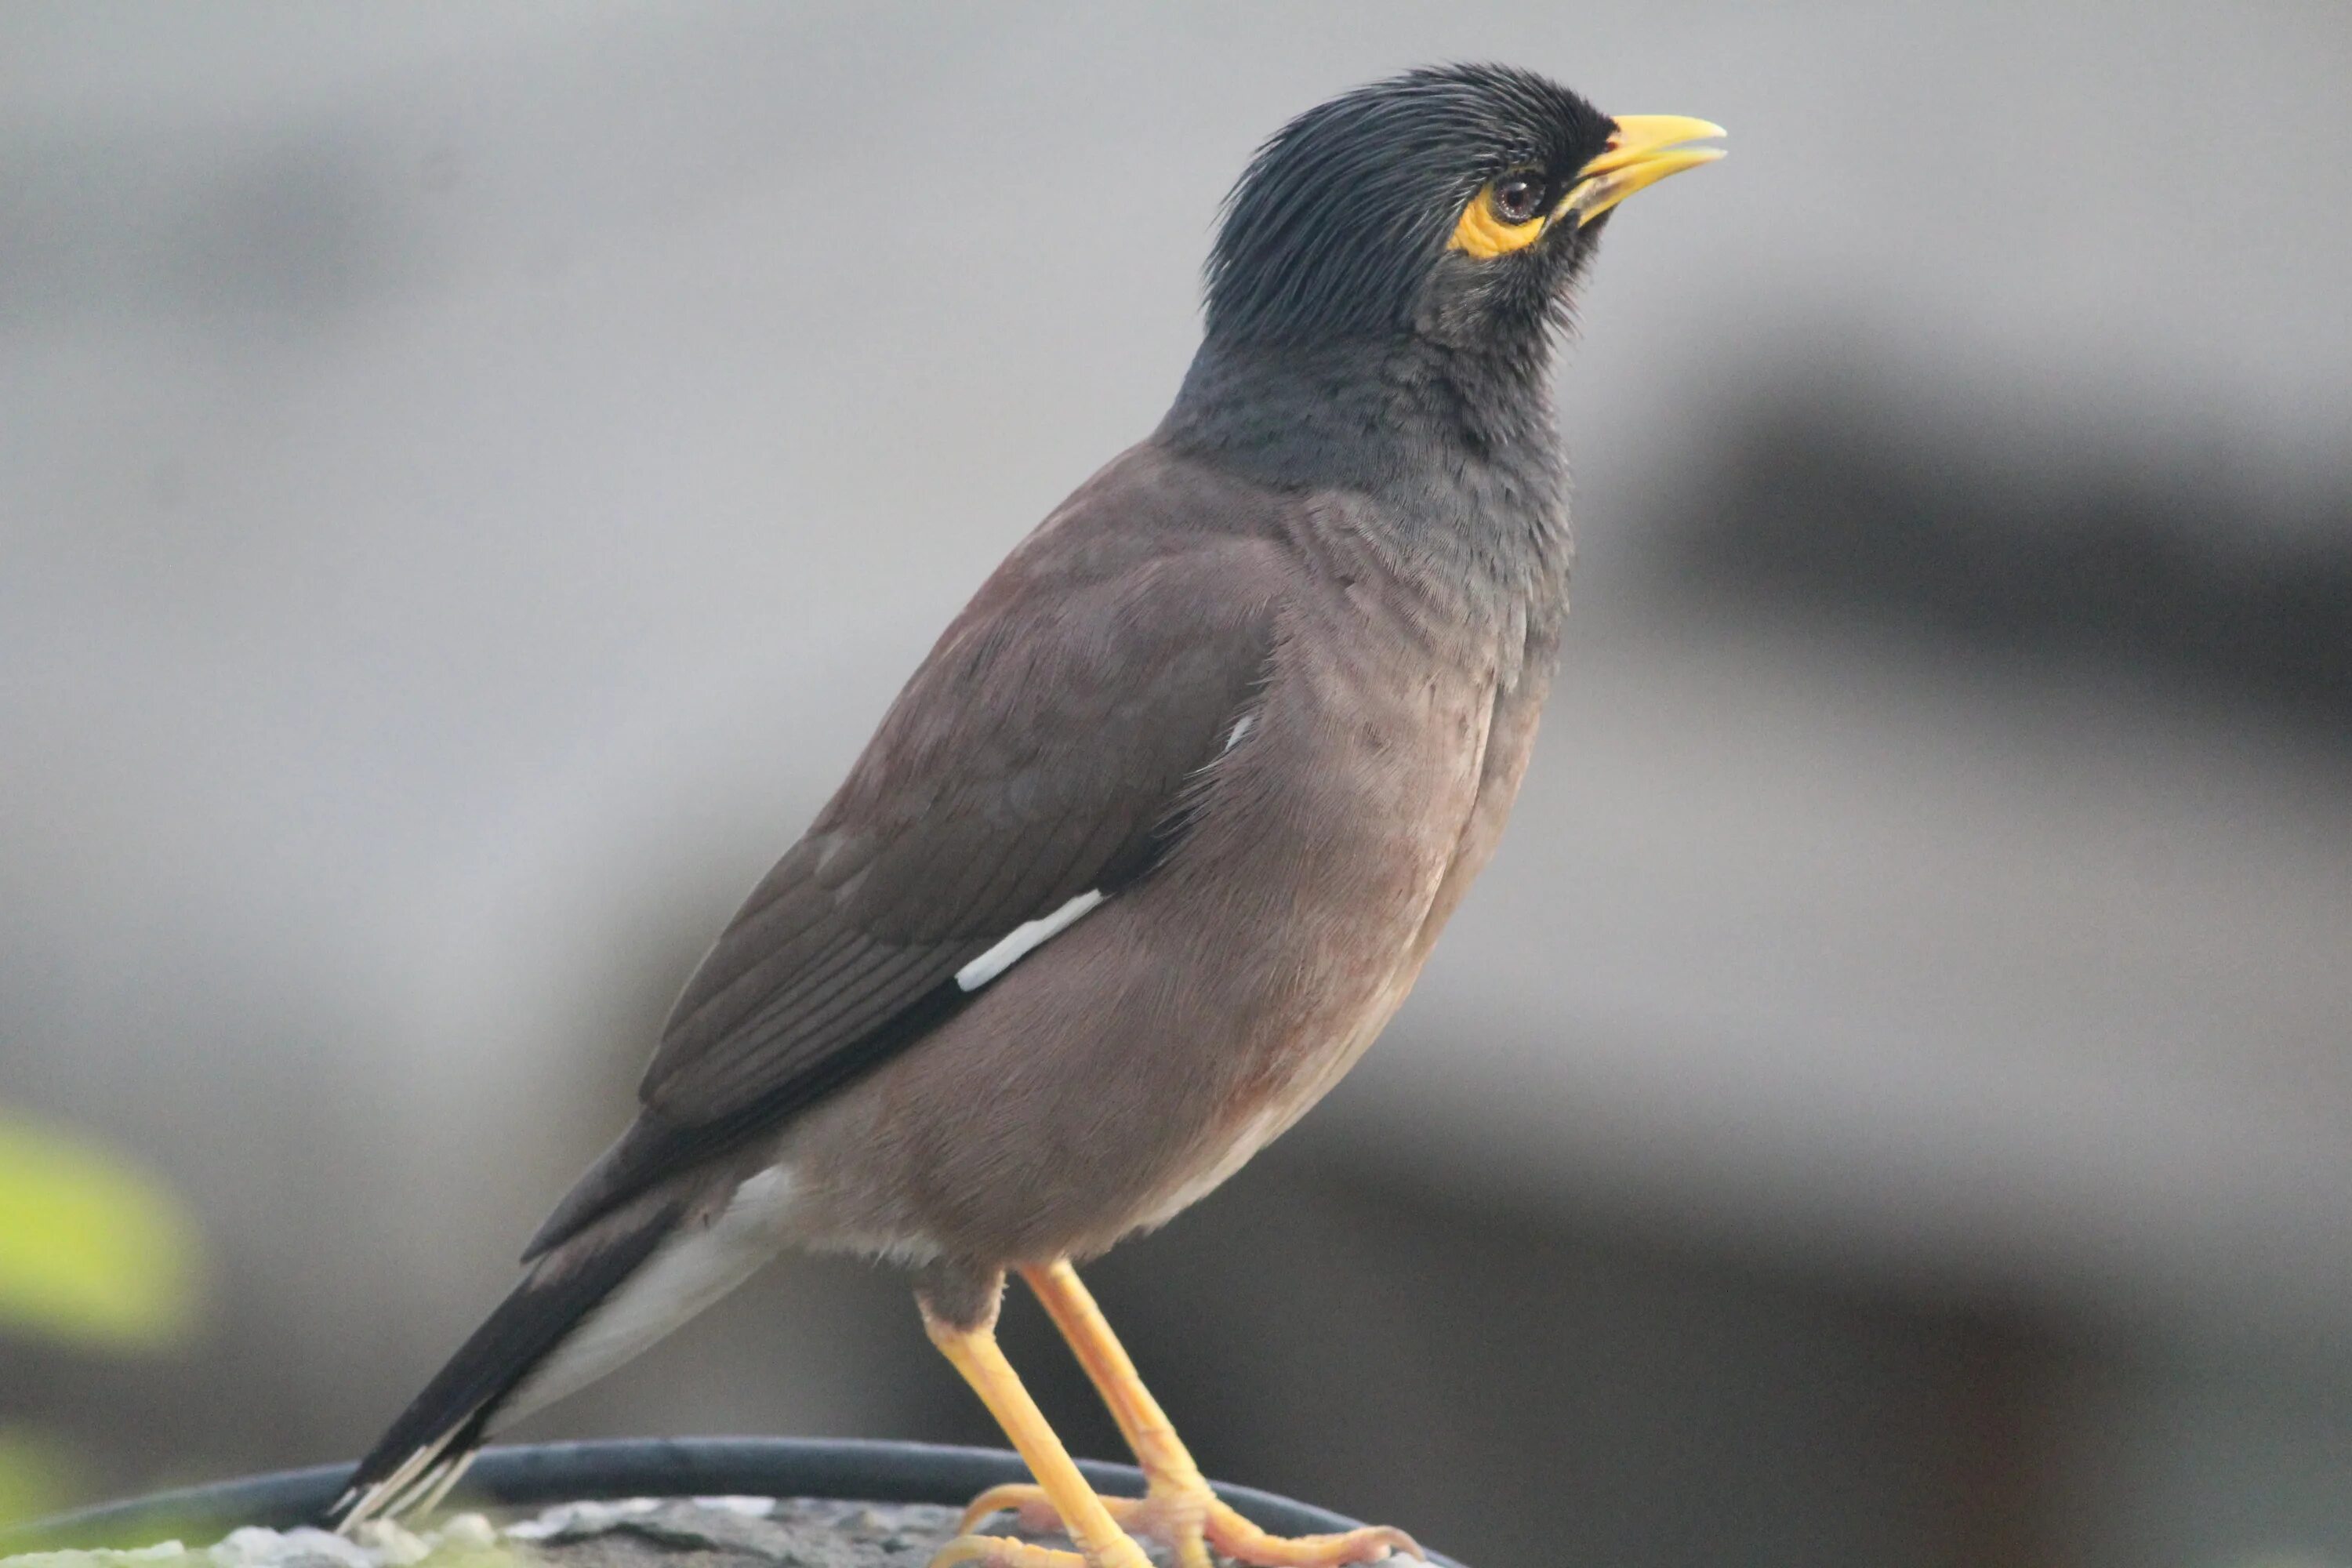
[1123,544,1558,1230]
[1238,487,1564,1003]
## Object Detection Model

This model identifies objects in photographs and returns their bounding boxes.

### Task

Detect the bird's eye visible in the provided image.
[1491,174,1545,224]
[1450,172,1552,260]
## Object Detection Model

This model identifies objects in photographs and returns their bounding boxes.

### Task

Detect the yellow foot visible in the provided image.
[930,1535,1084,1568]
[960,1483,1421,1568]
[930,1531,1153,1568]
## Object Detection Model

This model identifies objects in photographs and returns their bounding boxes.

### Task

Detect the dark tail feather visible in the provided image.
[325,1202,681,1531]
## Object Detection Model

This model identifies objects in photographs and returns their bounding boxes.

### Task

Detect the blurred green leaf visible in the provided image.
[0,1114,199,1349]
[0,1428,80,1530]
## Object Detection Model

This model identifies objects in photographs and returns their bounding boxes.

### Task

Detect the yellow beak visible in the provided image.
[1558,114,1726,227]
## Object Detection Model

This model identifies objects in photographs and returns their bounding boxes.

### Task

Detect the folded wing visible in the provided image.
[527,459,1287,1258]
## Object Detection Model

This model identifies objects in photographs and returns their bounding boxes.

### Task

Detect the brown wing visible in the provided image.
[524,449,1285,1258]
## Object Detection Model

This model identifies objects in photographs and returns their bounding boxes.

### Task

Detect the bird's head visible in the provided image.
[1204,64,1723,355]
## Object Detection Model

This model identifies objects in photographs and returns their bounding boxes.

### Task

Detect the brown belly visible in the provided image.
[1121,654,1553,1240]
[773,619,1533,1269]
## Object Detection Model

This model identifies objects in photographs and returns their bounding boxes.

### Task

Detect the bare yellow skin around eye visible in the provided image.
[1448,182,1546,260]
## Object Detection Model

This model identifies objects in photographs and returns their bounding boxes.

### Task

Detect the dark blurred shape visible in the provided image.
[1657,361,2352,722]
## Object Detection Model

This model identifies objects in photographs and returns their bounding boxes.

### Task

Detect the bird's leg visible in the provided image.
[959,1261,1421,1568]
[920,1278,1156,1568]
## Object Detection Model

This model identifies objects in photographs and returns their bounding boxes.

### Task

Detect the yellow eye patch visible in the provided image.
[1449,181,1547,260]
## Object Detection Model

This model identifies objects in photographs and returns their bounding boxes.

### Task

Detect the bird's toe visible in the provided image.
[958,1483,1083,1537]
[1201,1501,1423,1568]
[928,1533,1088,1568]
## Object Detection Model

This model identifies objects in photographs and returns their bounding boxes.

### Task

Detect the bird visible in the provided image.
[328,63,1722,1568]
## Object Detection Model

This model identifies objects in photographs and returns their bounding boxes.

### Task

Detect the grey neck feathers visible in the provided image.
[1160,333,1574,610]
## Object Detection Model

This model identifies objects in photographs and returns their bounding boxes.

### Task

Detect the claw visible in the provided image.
[1203,1501,1422,1567]
[928,1534,1080,1568]
[929,1533,1147,1568]
[960,1484,1421,1568]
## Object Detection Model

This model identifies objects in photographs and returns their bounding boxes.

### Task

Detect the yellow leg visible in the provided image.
[958,1261,1421,1568]
[924,1293,1155,1568]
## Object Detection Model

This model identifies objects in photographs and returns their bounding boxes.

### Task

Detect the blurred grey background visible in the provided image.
[4,4,2349,1566]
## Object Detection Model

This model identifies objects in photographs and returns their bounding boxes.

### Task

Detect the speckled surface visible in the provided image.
[0,1497,1060,1568]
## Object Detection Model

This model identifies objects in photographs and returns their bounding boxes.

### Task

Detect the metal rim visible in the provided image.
[2,1436,1454,1563]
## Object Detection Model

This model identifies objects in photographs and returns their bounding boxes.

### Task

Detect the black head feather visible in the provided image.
[1204,64,1617,348]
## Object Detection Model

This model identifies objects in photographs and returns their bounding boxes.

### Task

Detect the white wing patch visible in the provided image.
[956,890,1105,992]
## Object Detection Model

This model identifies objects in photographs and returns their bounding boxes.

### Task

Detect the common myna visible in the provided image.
[332,64,1722,1568]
